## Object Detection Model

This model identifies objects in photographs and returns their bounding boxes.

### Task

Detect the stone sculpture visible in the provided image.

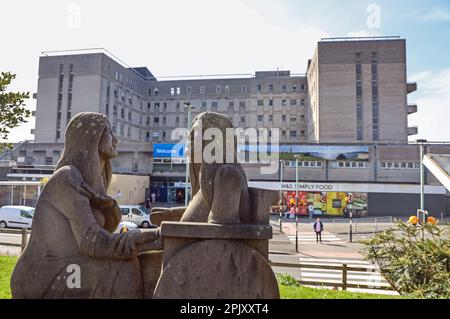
[10,111,279,299]
[10,112,162,299]
[154,112,280,299]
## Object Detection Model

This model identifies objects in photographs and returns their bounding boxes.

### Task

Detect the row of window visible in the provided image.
[280,161,421,170]
[380,162,420,169]
[148,83,306,97]
[257,98,305,107]
[257,115,305,122]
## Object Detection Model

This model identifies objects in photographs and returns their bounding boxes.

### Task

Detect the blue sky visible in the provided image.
[1,0,449,142]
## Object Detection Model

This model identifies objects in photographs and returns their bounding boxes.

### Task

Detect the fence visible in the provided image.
[331,216,393,235]
[270,261,394,291]
[0,228,29,252]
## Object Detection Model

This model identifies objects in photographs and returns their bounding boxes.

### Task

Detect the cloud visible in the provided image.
[418,7,450,22]
[408,69,450,141]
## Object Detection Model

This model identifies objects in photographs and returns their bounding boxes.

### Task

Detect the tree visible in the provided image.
[361,220,450,299]
[0,72,30,152]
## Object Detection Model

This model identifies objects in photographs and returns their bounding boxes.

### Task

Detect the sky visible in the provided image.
[1,0,450,142]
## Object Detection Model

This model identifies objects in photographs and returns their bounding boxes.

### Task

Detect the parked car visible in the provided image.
[0,206,35,229]
[116,221,139,234]
[119,205,156,228]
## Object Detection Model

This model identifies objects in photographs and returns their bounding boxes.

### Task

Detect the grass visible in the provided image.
[276,274,406,299]
[0,256,405,299]
[0,255,17,299]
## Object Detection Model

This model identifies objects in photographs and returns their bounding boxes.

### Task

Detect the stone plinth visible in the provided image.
[153,222,279,299]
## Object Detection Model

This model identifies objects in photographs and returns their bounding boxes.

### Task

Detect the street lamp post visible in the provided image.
[184,103,195,206]
[417,139,427,240]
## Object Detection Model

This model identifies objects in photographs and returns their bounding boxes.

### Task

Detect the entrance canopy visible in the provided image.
[423,154,450,192]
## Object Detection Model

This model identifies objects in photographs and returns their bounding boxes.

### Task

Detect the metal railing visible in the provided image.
[270,261,394,291]
[0,228,29,252]
[331,216,393,235]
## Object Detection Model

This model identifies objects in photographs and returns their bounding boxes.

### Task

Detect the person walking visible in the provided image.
[313,218,324,243]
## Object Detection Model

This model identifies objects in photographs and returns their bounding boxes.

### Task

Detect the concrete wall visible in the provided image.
[368,193,446,217]
[107,174,150,205]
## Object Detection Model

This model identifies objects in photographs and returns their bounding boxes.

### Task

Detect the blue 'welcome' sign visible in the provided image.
[153,143,186,158]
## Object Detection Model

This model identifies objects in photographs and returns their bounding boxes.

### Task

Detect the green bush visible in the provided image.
[360,220,450,299]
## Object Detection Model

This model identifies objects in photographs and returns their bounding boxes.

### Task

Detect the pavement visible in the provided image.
[269,217,366,260]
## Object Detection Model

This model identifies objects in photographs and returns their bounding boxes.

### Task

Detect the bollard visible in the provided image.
[279,211,283,233]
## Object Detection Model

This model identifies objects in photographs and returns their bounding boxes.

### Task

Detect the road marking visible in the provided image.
[286,233,345,243]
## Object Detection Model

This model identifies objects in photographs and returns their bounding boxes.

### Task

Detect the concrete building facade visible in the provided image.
[2,36,450,216]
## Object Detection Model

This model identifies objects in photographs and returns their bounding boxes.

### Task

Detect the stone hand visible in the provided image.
[136,228,163,252]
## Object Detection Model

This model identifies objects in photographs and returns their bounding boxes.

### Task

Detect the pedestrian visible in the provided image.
[145,198,152,214]
[313,218,324,243]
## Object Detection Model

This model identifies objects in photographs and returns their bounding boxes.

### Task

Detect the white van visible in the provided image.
[0,206,35,229]
[119,205,155,228]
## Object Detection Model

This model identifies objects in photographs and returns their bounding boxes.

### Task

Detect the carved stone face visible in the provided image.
[98,122,118,160]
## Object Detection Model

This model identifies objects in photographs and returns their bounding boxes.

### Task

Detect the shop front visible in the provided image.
[248,181,447,217]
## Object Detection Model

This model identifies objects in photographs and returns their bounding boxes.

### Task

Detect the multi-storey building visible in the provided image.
[2,36,449,216]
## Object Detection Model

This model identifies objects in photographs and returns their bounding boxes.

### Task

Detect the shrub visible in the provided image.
[360,220,450,299]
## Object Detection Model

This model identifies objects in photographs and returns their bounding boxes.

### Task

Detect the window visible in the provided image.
[269,99,273,106]
[293,84,297,91]
[290,116,297,122]
[240,116,245,122]
[269,115,273,121]
[301,84,305,91]
[132,208,143,216]
[200,86,205,94]
[225,85,230,93]
[229,101,234,107]
[20,210,34,219]
[241,85,247,93]
[154,117,160,124]
[282,99,287,106]
[211,101,218,108]
[282,115,287,122]
[257,115,263,122]
[290,131,297,138]
[147,102,151,109]
[257,84,262,93]
[301,99,305,106]
[239,100,246,108]
[300,130,305,137]
[170,87,175,96]
[290,99,297,106]
[282,84,287,92]
[154,88,159,96]
[147,88,152,96]
[300,114,305,121]
[268,84,273,92]
[187,86,192,94]
[216,85,221,93]
[257,99,264,106]
[202,101,207,109]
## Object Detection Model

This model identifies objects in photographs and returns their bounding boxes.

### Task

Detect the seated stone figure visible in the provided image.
[180,112,252,224]
[11,112,161,299]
